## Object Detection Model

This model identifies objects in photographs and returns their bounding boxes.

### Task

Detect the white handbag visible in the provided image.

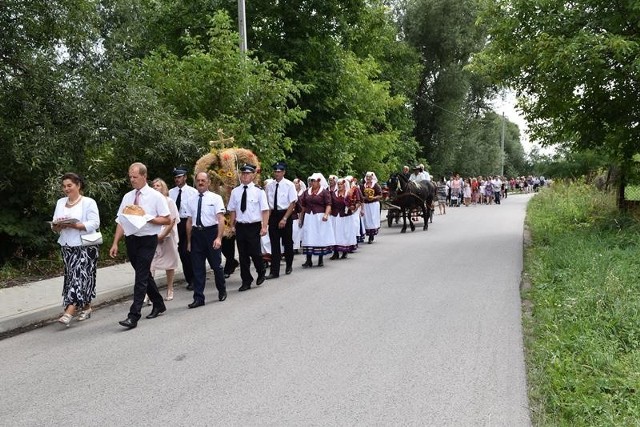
[81,231,103,246]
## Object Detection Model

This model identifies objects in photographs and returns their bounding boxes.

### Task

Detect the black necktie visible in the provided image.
[196,194,203,226]
[176,188,182,211]
[240,185,248,213]
[273,183,279,212]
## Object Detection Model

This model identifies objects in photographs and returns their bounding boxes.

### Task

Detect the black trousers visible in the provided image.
[268,211,294,276]
[235,222,265,285]
[222,235,238,275]
[177,219,194,285]
[190,225,225,303]
[125,235,164,320]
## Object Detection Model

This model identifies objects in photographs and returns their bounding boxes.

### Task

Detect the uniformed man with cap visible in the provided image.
[227,164,269,291]
[264,161,297,279]
[169,167,198,290]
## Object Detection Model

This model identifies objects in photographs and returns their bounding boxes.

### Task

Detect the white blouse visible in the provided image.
[52,197,100,247]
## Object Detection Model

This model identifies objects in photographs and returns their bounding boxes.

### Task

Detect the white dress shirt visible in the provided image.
[185,190,226,226]
[227,182,269,223]
[115,184,170,236]
[265,178,297,210]
[169,184,199,218]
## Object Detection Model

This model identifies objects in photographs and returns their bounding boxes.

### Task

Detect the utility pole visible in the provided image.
[501,112,506,176]
[238,0,247,53]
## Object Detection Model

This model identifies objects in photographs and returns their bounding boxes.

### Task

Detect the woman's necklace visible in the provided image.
[66,195,82,207]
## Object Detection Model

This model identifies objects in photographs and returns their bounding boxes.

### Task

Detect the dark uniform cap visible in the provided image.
[239,164,257,173]
[272,161,287,171]
[173,167,188,177]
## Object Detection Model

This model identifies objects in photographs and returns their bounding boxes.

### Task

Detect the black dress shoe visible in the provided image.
[118,317,137,329]
[329,253,339,260]
[186,283,194,291]
[238,284,251,292]
[301,261,312,268]
[265,274,279,280]
[285,266,292,275]
[219,291,227,302]
[145,306,166,319]
[188,300,205,309]
[256,275,266,286]
[317,260,324,267]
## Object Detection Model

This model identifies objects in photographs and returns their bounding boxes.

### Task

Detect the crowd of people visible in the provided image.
[50,162,385,330]
[431,174,547,213]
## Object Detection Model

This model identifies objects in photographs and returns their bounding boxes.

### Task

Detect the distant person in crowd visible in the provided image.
[265,162,297,279]
[418,164,431,181]
[51,172,100,326]
[402,165,411,180]
[110,162,170,330]
[463,178,472,206]
[491,175,503,204]
[360,171,382,243]
[169,167,198,291]
[409,166,422,182]
[150,178,180,302]
[185,172,226,308]
[436,177,448,215]
[227,164,269,292]
[299,173,335,267]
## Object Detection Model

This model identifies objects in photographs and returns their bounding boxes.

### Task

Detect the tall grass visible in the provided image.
[525,182,640,425]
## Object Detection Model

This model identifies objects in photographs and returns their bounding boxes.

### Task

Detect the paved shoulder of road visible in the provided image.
[0,263,180,335]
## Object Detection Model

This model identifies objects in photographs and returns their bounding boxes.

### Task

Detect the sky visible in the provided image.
[491,91,558,156]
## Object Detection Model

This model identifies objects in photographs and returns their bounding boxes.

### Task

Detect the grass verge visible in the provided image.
[524,182,640,425]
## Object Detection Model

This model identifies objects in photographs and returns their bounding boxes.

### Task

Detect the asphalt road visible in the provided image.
[0,194,532,426]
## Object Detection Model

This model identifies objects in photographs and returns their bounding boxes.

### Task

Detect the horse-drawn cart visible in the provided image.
[384,174,436,232]
[384,202,430,228]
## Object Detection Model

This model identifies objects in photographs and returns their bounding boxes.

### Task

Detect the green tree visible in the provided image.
[473,0,640,205]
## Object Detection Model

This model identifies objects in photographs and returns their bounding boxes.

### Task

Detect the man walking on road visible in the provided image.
[185,172,227,308]
[169,167,198,290]
[264,161,297,279]
[110,162,171,329]
[227,164,269,292]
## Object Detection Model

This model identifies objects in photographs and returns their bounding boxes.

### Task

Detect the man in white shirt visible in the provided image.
[264,161,298,279]
[169,167,199,290]
[110,162,170,329]
[491,176,503,204]
[418,164,431,182]
[185,172,226,308]
[409,166,422,182]
[227,164,270,292]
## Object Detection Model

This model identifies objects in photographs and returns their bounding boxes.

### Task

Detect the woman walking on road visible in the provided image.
[51,173,100,326]
[150,178,180,301]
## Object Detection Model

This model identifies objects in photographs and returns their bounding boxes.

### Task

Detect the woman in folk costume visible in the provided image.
[348,176,365,243]
[360,171,382,243]
[298,173,335,268]
[292,178,306,252]
[329,177,358,260]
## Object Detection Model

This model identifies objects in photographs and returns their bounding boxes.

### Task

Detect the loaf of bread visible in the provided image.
[123,205,146,216]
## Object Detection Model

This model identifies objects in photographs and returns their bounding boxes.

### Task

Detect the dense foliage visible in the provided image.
[473,0,640,199]
[1,0,527,265]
